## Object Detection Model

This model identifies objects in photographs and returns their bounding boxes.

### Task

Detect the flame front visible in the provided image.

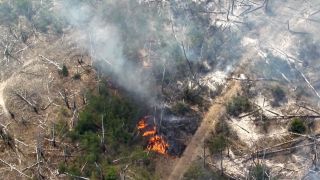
[142,127,156,136]
[137,119,147,130]
[147,135,169,155]
[137,117,169,155]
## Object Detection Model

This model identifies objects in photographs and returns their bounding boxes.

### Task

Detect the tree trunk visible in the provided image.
[220,150,223,176]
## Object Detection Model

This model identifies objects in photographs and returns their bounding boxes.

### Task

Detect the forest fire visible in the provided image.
[137,116,169,155]
[142,127,156,137]
[137,118,147,130]
[147,135,169,155]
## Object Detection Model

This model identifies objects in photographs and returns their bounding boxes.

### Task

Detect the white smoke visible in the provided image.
[59,1,156,103]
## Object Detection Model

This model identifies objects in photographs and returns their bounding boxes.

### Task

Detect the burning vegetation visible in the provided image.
[0,0,319,179]
[137,116,169,155]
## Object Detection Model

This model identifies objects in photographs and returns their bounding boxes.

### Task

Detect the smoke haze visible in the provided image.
[57,0,320,107]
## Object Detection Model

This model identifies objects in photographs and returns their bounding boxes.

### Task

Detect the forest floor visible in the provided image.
[167,79,240,180]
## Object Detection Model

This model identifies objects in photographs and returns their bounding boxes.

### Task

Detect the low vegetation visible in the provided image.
[271,86,286,106]
[227,96,251,116]
[207,134,227,155]
[183,161,227,180]
[204,118,237,176]
[57,84,155,179]
[249,164,270,180]
[248,164,270,180]
[183,86,204,106]
[73,73,81,80]
[0,0,64,34]
[172,101,191,115]
[253,112,270,133]
[60,65,69,77]
[289,118,306,134]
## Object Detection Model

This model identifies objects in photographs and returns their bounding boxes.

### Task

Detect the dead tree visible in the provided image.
[161,61,167,94]
[8,110,15,119]
[181,41,195,79]
[63,146,67,163]
[295,104,320,115]
[287,20,308,34]
[0,127,15,150]
[39,55,62,70]
[313,135,318,168]
[0,158,31,178]
[59,89,70,109]
[51,123,56,147]
[231,0,235,15]
[36,134,45,180]
[95,162,104,179]
[70,95,78,128]
[15,91,38,113]
[65,172,90,180]
[203,141,206,168]
[227,0,232,21]
[0,33,21,65]
[101,115,105,146]
[264,0,269,12]
[81,92,87,105]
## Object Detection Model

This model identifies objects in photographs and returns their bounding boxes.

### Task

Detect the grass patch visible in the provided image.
[289,118,306,134]
[227,96,251,116]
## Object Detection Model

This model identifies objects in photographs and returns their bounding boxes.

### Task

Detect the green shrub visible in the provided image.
[271,86,285,105]
[55,119,68,138]
[289,118,306,134]
[68,166,81,176]
[183,87,204,105]
[207,134,227,154]
[227,96,251,116]
[105,166,117,180]
[253,112,270,133]
[64,86,141,178]
[172,101,190,115]
[58,163,67,174]
[73,73,81,80]
[183,162,226,180]
[60,64,69,77]
[215,119,230,136]
[249,164,270,180]
[183,164,204,180]
[80,132,101,163]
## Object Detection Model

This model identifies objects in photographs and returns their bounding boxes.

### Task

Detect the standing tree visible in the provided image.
[207,134,227,175]
[61,64,69,77]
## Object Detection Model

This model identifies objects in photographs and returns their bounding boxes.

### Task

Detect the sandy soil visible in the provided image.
[0,80,8,115]
[165,23,258,179]
[167,80,241,180]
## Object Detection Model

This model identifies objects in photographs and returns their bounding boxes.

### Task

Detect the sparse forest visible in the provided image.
[0,0,319,179]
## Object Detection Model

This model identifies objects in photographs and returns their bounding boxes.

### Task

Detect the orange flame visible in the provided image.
[137,117,169,155]
[147,135,169,155]
[142,127,156,137]
[137,119,147,130]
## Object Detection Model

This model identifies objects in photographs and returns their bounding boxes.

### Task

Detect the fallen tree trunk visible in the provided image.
[270,115,320,120]
[39,55,62,70]
[248,140,320,160]
[15,91,38,113]
[0,158,31,178]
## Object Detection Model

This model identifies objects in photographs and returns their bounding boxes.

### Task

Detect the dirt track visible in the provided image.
[0,80,9,115]
[167,80,241,180]
[166,40,254,179]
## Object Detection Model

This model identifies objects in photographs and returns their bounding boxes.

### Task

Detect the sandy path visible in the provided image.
[166,36,256,179]
[0,80,8,115]
[167,80,240,180]
[0,58,34,116]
